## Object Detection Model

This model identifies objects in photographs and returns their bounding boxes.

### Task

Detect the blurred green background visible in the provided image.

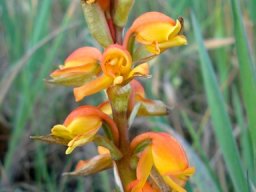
[0,0,255,191]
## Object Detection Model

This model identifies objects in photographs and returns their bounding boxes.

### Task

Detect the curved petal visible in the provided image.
[136,23,175,43]
[51,125,73,140]
[73,74,113,101]
[124,12,186,55]
[132,146,153,192]
[67,117,102,136]
[64,47,101,68]
[49,47,102,86]
[130,132,156,151]
[124,12,175,47]
[97,101,112,115]
[157,35,187,51]
[66,128,99,154]
[151,133,189,174]
[63,106,119,145]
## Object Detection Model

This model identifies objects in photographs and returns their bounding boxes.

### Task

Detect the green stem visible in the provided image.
[107,85,136,190]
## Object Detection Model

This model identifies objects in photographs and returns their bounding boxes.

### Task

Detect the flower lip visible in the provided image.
[64,47,101,68]
[101,44,132,78]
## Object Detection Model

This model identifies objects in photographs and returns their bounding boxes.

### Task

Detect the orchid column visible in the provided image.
[32,0,195,191]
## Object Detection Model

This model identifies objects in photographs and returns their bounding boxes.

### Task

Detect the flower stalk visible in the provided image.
[32,1,194,191]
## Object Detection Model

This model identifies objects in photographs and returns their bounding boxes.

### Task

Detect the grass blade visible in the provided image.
[232,86,254,178]
[229,0,256,176]
[191,11,249,192]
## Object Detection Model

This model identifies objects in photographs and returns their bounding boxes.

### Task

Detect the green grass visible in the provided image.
[0,0,255,191]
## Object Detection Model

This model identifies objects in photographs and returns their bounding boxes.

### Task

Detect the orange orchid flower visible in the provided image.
[130,132,195,192]
[124,12,187,54]
[74,44,149,101]
[51,106,118,154]
[49,47,101,86]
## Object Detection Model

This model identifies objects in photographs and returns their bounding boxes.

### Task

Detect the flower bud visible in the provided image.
[113,0,134,27]
[81,1,113,47]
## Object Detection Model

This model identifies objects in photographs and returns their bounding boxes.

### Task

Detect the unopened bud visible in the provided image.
[81,1,113,47]
[113,0,134,27]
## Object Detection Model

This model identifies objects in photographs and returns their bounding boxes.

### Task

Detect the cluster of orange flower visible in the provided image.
[34,0,195,191]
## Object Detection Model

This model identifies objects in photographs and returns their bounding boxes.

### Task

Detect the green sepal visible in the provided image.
[30,135,69,145]
[62,154,112,176]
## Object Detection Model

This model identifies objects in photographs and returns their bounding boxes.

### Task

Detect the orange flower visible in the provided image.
[74,44,149,101]
[51,106,118,154]
[130,132,195,192]
[49,47,101,86]
[124,12,187,54]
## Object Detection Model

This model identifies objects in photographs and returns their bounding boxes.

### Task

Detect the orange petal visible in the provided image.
[73,74,113,101]
[97,101,112,115]
[49,65,101,87]
[124,12,175,47]
[63,106,119,145]
[67,117,102,136]
[64,47,101,68]
[98,146,110,155]
[50,63,100,77]
[51,125,73,140]
[132,146,153,192]
[151,133,189,175]
[66,128,98,154]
